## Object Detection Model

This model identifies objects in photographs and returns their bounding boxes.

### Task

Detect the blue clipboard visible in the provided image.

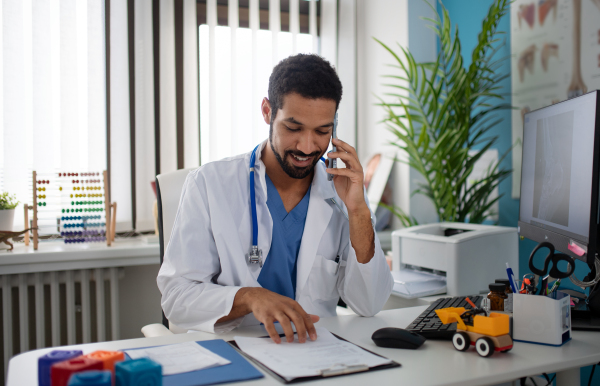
[124,339,263,386]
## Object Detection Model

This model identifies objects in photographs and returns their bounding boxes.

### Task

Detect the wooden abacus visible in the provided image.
[24,170,116,250]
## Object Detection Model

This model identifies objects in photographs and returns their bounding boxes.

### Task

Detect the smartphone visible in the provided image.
[327,112,338,181]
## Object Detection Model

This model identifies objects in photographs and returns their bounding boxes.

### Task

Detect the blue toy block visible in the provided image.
[115,358,162,386]
[67,370,112,386]
[38,350,83,386]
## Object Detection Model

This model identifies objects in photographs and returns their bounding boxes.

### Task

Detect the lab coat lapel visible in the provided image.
[295,164,335,296]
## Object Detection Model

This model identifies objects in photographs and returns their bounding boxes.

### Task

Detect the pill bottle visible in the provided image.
[496,279,514,312]
[495,278,512,294]
[488,283,508,311]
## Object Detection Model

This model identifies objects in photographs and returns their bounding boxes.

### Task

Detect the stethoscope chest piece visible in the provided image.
[247,245,263,267]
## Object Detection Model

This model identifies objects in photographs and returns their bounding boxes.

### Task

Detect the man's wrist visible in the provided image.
[236,287,258,315]
[348,203,371,221]
[347,203,375,264]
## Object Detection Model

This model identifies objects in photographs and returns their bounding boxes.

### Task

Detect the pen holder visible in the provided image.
[513,291,571,346]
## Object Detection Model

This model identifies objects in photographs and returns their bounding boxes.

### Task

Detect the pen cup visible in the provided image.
[512,291,571,346]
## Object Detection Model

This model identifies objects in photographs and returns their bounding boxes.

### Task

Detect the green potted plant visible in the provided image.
[0,192,19,231]
[375,0,512,226]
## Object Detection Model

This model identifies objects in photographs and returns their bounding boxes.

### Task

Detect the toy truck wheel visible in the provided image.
[475,337,495,357]
[452,332,471,351]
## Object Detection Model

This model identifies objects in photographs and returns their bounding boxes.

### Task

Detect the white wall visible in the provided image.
[356,0,408,162]
[355,0,437,226]
[336,0,357,149]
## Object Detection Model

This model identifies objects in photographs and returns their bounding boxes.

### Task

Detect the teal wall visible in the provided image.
[437,1,537,281]
[438,1,596,384]
[437,0,592,286]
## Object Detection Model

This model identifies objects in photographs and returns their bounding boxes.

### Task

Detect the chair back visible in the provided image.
[156,167,196,333]
[156,168,195,261]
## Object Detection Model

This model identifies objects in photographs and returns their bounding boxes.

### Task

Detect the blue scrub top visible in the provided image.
[257,174,311,300]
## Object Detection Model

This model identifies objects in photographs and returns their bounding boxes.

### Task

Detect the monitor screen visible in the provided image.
[519,91,599,260]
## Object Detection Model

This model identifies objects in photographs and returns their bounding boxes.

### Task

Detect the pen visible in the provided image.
[334,255,340,274]
[506,263,517,293]
[539,275,549,296]
[547,279,561,294]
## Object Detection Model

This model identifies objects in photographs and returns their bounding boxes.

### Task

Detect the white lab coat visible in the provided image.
[157,141,394,334]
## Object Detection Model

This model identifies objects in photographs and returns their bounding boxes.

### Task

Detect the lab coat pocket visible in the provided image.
[309,255,341,302]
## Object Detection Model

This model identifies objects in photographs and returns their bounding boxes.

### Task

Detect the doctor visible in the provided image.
[157,54,393,344]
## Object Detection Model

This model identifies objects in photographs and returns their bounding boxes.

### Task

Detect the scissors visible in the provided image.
[528,242,575,294]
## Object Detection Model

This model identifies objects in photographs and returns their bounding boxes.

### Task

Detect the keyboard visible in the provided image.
[406,295,483,340]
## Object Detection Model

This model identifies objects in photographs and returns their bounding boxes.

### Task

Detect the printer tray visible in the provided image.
[391,269,447,299]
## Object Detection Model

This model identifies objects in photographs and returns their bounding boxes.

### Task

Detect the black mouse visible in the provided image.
[371,327,426,349]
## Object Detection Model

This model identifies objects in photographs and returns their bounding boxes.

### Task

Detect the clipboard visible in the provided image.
[228,333,400,384]
[123,339,263,386]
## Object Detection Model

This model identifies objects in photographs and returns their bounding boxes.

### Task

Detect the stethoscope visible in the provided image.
[247,145,348,267]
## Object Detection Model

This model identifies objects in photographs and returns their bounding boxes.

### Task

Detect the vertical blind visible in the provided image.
[108,0,202,232]
[1,0,344,233]
[1,0,107,232]
[200,0,327,164]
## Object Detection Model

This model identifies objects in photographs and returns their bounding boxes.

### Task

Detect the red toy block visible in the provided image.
[51,356,103,386]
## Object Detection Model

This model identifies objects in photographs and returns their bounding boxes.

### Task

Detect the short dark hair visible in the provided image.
[268,54,342,122]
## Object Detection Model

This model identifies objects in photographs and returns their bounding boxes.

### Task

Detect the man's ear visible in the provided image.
[261,98,272,124]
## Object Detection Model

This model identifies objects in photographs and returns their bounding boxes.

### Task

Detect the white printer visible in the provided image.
[391,222,519,297]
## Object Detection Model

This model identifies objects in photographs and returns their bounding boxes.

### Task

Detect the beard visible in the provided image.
[269,122,323,179]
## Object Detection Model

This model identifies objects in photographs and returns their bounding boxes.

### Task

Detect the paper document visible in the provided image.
[392,269,446,299]
[124,341,231,376]
[234,327,391,381]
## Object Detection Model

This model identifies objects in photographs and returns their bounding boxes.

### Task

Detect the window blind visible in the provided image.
[1,0,348,233]
[1,0,107,231]
[199,0,329,164]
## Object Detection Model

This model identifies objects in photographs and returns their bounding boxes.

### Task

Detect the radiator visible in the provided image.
[1,268,124,381]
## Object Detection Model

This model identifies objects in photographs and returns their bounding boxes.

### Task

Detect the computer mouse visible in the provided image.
[371,327,426,349]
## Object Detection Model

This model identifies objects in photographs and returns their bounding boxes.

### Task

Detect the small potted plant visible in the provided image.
[0,192,19,231]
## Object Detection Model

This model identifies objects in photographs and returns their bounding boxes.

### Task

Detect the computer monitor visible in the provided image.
[518,90,600,266]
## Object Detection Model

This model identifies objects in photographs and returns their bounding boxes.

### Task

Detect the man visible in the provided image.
[157,54,393,344]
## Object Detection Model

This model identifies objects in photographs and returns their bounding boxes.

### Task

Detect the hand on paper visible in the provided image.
[250,288,319,344]
[220,287,319,344]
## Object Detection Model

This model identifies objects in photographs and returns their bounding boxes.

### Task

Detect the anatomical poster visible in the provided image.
[511,0,600,198]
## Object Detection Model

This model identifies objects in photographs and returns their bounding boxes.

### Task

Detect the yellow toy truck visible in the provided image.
[435,306,513,357]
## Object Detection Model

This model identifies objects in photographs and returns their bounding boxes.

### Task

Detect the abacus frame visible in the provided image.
[24,170,116,249]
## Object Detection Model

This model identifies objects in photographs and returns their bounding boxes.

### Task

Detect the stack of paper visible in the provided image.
[124,341,231,376]
[392,269,447,299]
[235,327,391,381]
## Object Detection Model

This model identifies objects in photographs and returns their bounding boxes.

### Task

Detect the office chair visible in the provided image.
[141,168,195,338]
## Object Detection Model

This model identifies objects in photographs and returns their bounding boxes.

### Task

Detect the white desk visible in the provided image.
[8,306,600,386]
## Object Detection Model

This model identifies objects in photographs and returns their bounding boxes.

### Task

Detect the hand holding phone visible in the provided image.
[327,112,338,181]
